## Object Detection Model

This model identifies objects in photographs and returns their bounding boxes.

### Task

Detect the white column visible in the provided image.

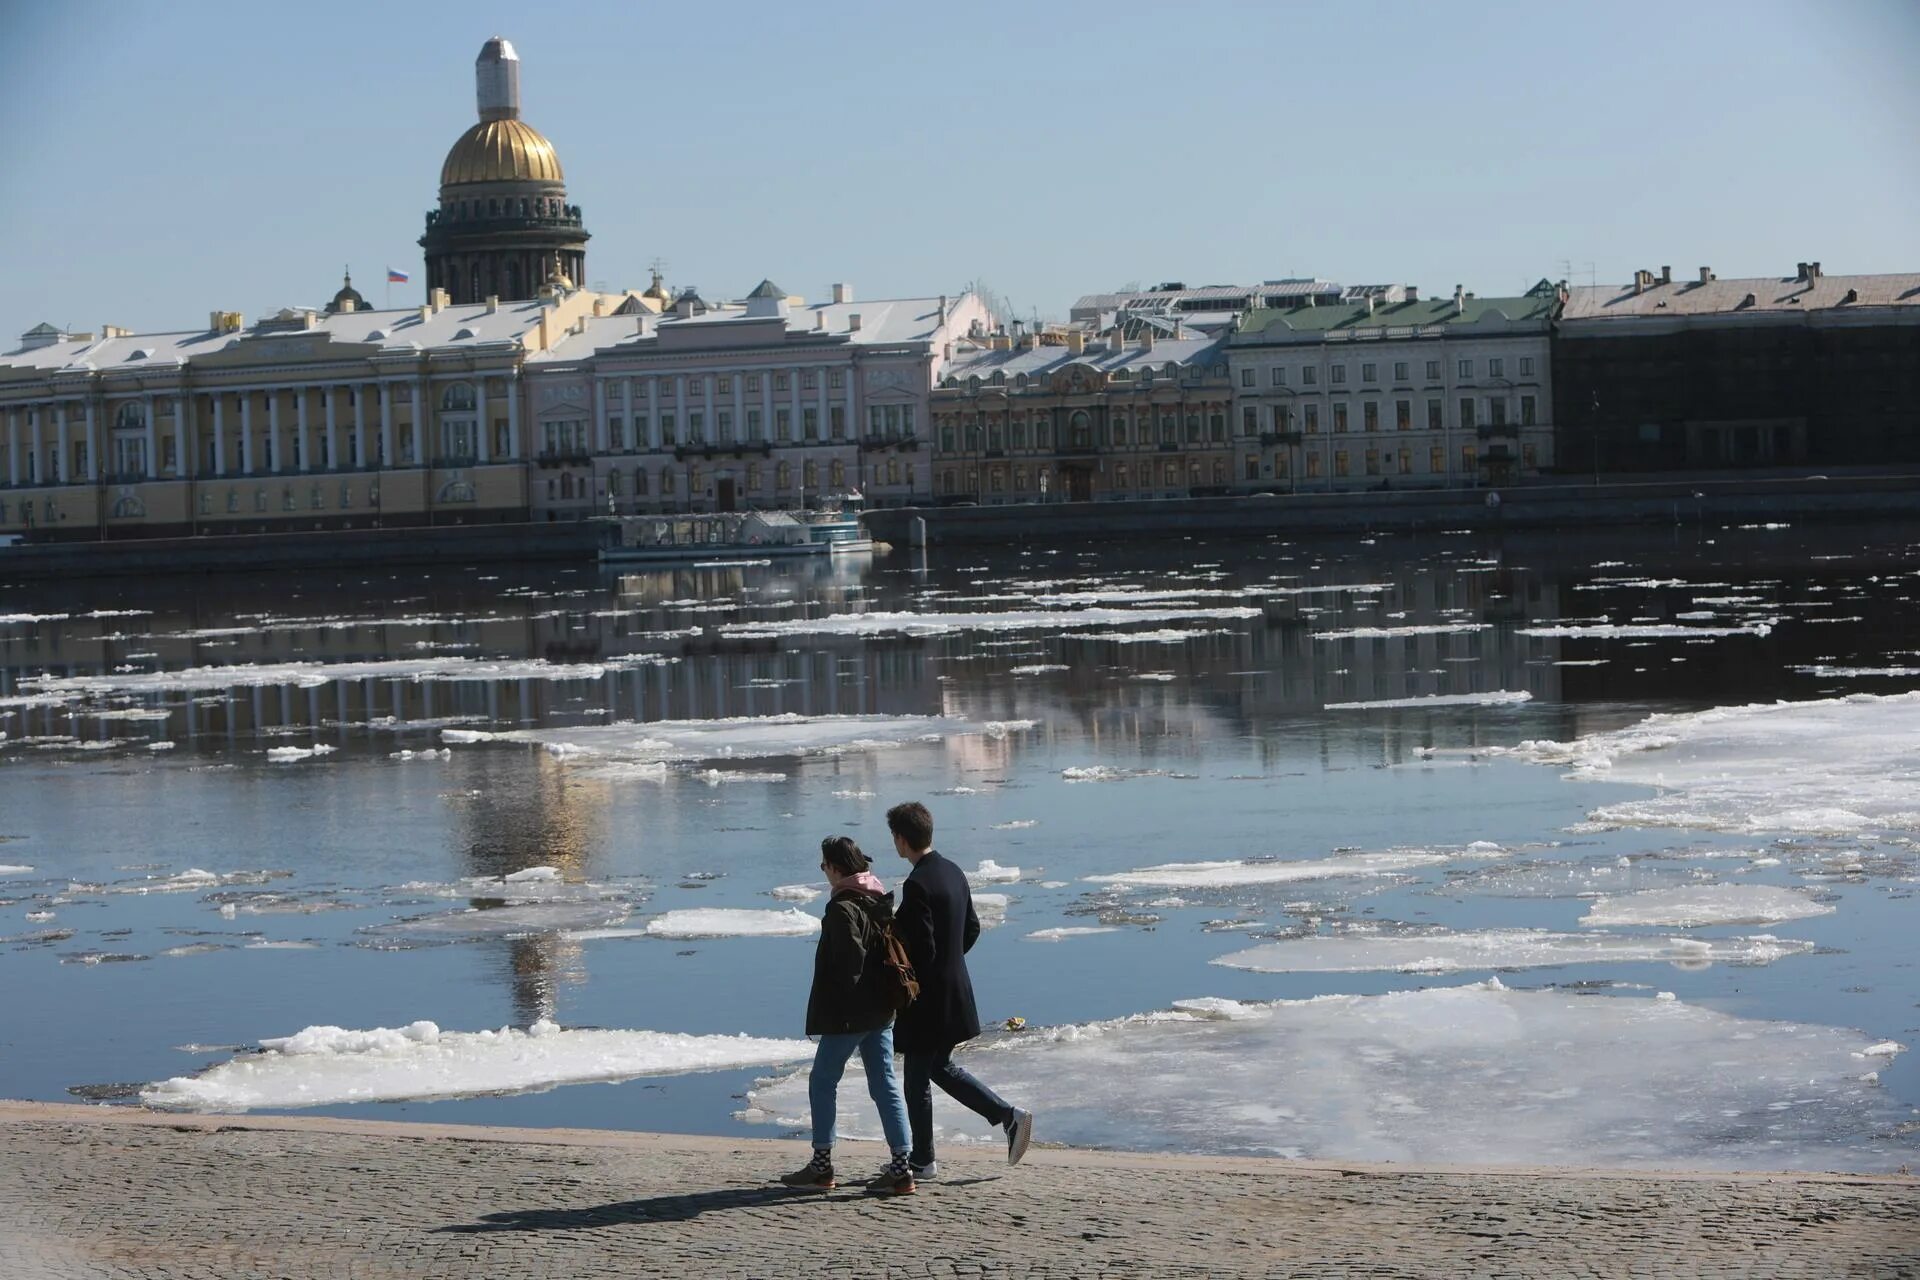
[623,378,635,452]
[475,377,489,463]
[788,368,801,447]
[84,399,98,480]
[732,374,744,443]
[675,376,687,443]
[240,393,255,474]
[704,374,717,441]
[143,393,157,480]
[213,396,227,477]
[295,388,310,472]
[844,366,858,439]
[647,377,660,450]
[267,391,282,473]
[379,383,394,466]
[354,384,368,468]
[593,378,609,453]
[173,394,187,477]
[54,403,68,484]
[761,371,773,442]
[323,387,337,471]
[505,374,520,458]
[409,382,422,465]
[28,411,41,485]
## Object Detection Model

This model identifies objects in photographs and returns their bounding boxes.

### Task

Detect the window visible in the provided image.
[1306,452,1321,477]
[802,408,818,441]
[1489,357,1505,378]
[1430,446,1445,474]
[610,417,625,450]
[1457,358,1473,379]
[1428,399,1444,431]
[1522,443,1538,468]
[1304,404,1320,433]
[1519,357,1535,377]
[1112,415,1128,445]
[661,413,677,445]
[775,409,791,442]
[829,459,846,488]
[1185,414,1201,443]
[688,412,705,443]
[1240,368,1254,387]
[1334,450,1350,477]
[777,461,792,489]
[1490,399,1508,427]
[989,470,1006,494]
[1426,360,1441,381]
[1270,366,1286,386]
[1013,465,1027,489]
[608,469,623,498]
[1300,366,1317,386]
[1397,448,1411,475]
[747,374,761,393]
[1139,368,1152,385]
[1361,363,1376,383]
[1245,455,1259,480]
[1330,364,1347,385]
[803,460,819,490]
[1393,361,1408,381]
[1521,395,1537,426]
[1395,399,1412,431]
[747,408,763,441]
[830,407,845,440]
[634,467,648,495]
[1240,407,1258,437]
[829,370,844,389]
[775,373,790,392]
[1365,448,1380,476]
[1332,404,1349,433]
[662,468,677,495]
[1363,403,1379,433]
[1011,420,1027,449]
[717,375,731,394]
[1274,450,1289,476]
[1459,398,1476,430]
[439,382,476,412]
[1114,463,1129,488]
[801,371,816,391]
[717,410,733,443]
[1163,462,1178,486]
[1160,415,1176,445]
[941,425,956,452]
[1209,412,1225,442]
[1462,445,1477,470]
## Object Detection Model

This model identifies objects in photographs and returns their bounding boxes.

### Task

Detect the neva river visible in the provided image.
[2,520,1916,1172]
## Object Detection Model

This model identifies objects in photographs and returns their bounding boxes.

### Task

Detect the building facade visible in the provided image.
[1554,263,1920,473]
[1228,282,1557,490]
[418,38,588,305]
[930,330,1234,503]
[523,285,992,519]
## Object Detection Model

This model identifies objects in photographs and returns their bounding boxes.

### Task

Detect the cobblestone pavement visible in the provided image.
[1,1103,1916,1279]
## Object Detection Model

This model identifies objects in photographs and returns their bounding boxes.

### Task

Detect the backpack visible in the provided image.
[871,918,920,1014]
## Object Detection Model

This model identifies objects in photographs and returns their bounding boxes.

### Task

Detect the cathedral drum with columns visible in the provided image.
[419,38,589,305]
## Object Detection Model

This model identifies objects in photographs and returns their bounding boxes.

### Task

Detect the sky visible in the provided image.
[2,0,1916,340]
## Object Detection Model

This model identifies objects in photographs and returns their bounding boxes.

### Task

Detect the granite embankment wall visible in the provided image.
[867,473,1920,546]
[0,521,602,581]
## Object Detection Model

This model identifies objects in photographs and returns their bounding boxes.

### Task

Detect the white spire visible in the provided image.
[475,37,521,122]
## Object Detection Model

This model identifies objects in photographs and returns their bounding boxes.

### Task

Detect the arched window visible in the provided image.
[436,480,476,503]
[1068,410,1092,451]
[661,468,677,495]
[803,460,819,490]
[113,403,146,430]
[829,459,845,488]
[1112,415,1128,446]
[607,468,623,497]
[440,382,476,412]
[1115,463,1130,488]
[776,461,792,489]
[633,468,648,495]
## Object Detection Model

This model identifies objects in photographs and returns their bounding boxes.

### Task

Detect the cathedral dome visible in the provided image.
[440,118,564,188]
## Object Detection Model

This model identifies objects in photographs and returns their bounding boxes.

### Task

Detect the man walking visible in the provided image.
[888,800,1034,1179]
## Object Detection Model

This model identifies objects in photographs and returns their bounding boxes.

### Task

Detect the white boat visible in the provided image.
[598,508,872,564]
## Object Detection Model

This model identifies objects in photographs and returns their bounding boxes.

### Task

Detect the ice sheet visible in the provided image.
[29,655,646,699]
[142,1018,813,1111]
[642,908,820,939]
[1214,928,1814,973]
[1312,624,1489,640]
[1580,884,1835,927]
[1085,850,1456,889]
[364,901,633,941]
[715,606,1261,639]
[0,864,34,875]
[1516,622,1773,639]
[1325,691,1532,710]
[443,714,982,765]
[770,884,822,903]
[1026,926,1120,942]
[971,860,1021,884]
[740,982,1913,1170]
[1501,692,1920,835]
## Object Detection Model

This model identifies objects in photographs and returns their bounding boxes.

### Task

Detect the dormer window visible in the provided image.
[453,327,478,340]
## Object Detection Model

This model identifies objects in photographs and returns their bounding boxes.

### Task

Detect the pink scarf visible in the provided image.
[840,870,887,896]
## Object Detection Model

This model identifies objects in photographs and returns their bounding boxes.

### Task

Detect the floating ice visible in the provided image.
[1325,691,1532,711]
[1086,850,1455,889]
[1009,664,1070,675]
[993,820,1039,830]
[972,892,1010,927]
[1516,622,1773,639]
[693,769,788,786]
[1434,856,1707,900]
[971,860,1021,884]
[445,713,978,766]
[769,884,822,903]
[642,908,819,939]
[365,901,632,941]
[502,866,561,883]
[141,1018,813,1112]
[1580,884,1835,927]
[1061,629,1232,644]
[265,744,336,762]
[715,605,1260,639]
[740,982,1913,1170]
[0,865,33,876]
[29,655,647,699]
[1501,692,1920,835]
[1312,624,1488,640]
[1793,665,1920,679]
[1026,926,1120,942]
[1214,928,1814,973]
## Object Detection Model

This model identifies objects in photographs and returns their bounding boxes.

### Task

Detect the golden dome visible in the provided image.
[440,118,564,188]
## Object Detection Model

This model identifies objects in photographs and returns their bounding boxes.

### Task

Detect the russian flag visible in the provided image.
[387,267,410,283]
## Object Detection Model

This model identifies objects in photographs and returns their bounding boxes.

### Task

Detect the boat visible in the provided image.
[598,504,873,564]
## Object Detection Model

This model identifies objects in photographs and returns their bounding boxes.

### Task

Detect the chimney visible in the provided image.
[338,298,356,313]
[1141,328,1154,352]
[1365,296,1376,316]
[938,294,948,322]
[815,311,827,331]
[1660,265,1672,285]
[1842,287,1859,304]
[1406,286,1418,302]
[100,324,132,339]
[592,296,606,317]
[1796,262,1809,282]
[430,286,451,312]
[1109,330,1125,353]
[486,295,500,314]
[1453,283,1466,314]
[1809,261,1822,280]
[1066,331,1085,354]
[847,313,862,333]
[1698,266,1713,284]
[832,282,852,304]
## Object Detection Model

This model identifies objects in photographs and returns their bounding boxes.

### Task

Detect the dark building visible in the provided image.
[1553,263,1920,474]
[419,38,589,305]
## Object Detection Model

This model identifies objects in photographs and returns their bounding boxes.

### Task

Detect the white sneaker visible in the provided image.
[1005,1108,1034,1166]
[909,1159,939,1181]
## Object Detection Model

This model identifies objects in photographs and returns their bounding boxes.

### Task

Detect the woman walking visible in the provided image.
[778,835,917,1196]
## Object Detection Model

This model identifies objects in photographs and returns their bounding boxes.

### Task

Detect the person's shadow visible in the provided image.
[436,1178,1002,1233]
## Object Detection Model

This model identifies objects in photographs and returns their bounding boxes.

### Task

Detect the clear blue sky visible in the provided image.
[3,0,1915,339]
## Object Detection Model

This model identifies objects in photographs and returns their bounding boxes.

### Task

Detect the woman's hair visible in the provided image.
[820,835,870,876]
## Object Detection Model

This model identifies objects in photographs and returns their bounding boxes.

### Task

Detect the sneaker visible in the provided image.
[1004,1108,1034,1167]
[866,1154,916,1197]
[908,1160,939,1182]
[779,1150,835,1190]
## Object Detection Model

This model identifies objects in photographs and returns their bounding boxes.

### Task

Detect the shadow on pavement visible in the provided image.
[436,1185,898,1232]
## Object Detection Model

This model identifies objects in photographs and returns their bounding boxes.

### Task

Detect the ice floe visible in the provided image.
[1026,926,1120,942]
[1325,691,1532,711]
[715,606,1260,639]
[641,908,820,939]
[970,860,1021,884]
[364,901,632,942]
[444,713,987,767]
[1500,692,1920,835]
[0,865,34,876]
[769,884,822,903]
[1311,624,1489,640]
[740,981,1913,1170]
[142,1018,813,1111]
[1579,884,1835,927]
[265,744,336,763]
[1516,622,1774,639]
[27,655,654,700]
[1085,850,1459,890]
[1213,928,1814,973]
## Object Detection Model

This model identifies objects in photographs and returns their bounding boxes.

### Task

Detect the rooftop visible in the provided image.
[1235,286,1556,343]
[1562,268,1920,321]
[941,335,1225,385]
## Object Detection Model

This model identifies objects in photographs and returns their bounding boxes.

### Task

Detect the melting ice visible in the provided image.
[1213,928,1814,973]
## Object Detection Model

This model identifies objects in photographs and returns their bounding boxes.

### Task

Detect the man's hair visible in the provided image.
[886,801,934,851]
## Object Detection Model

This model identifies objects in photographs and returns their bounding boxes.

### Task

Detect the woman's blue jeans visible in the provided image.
[809,1023,911,1154]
